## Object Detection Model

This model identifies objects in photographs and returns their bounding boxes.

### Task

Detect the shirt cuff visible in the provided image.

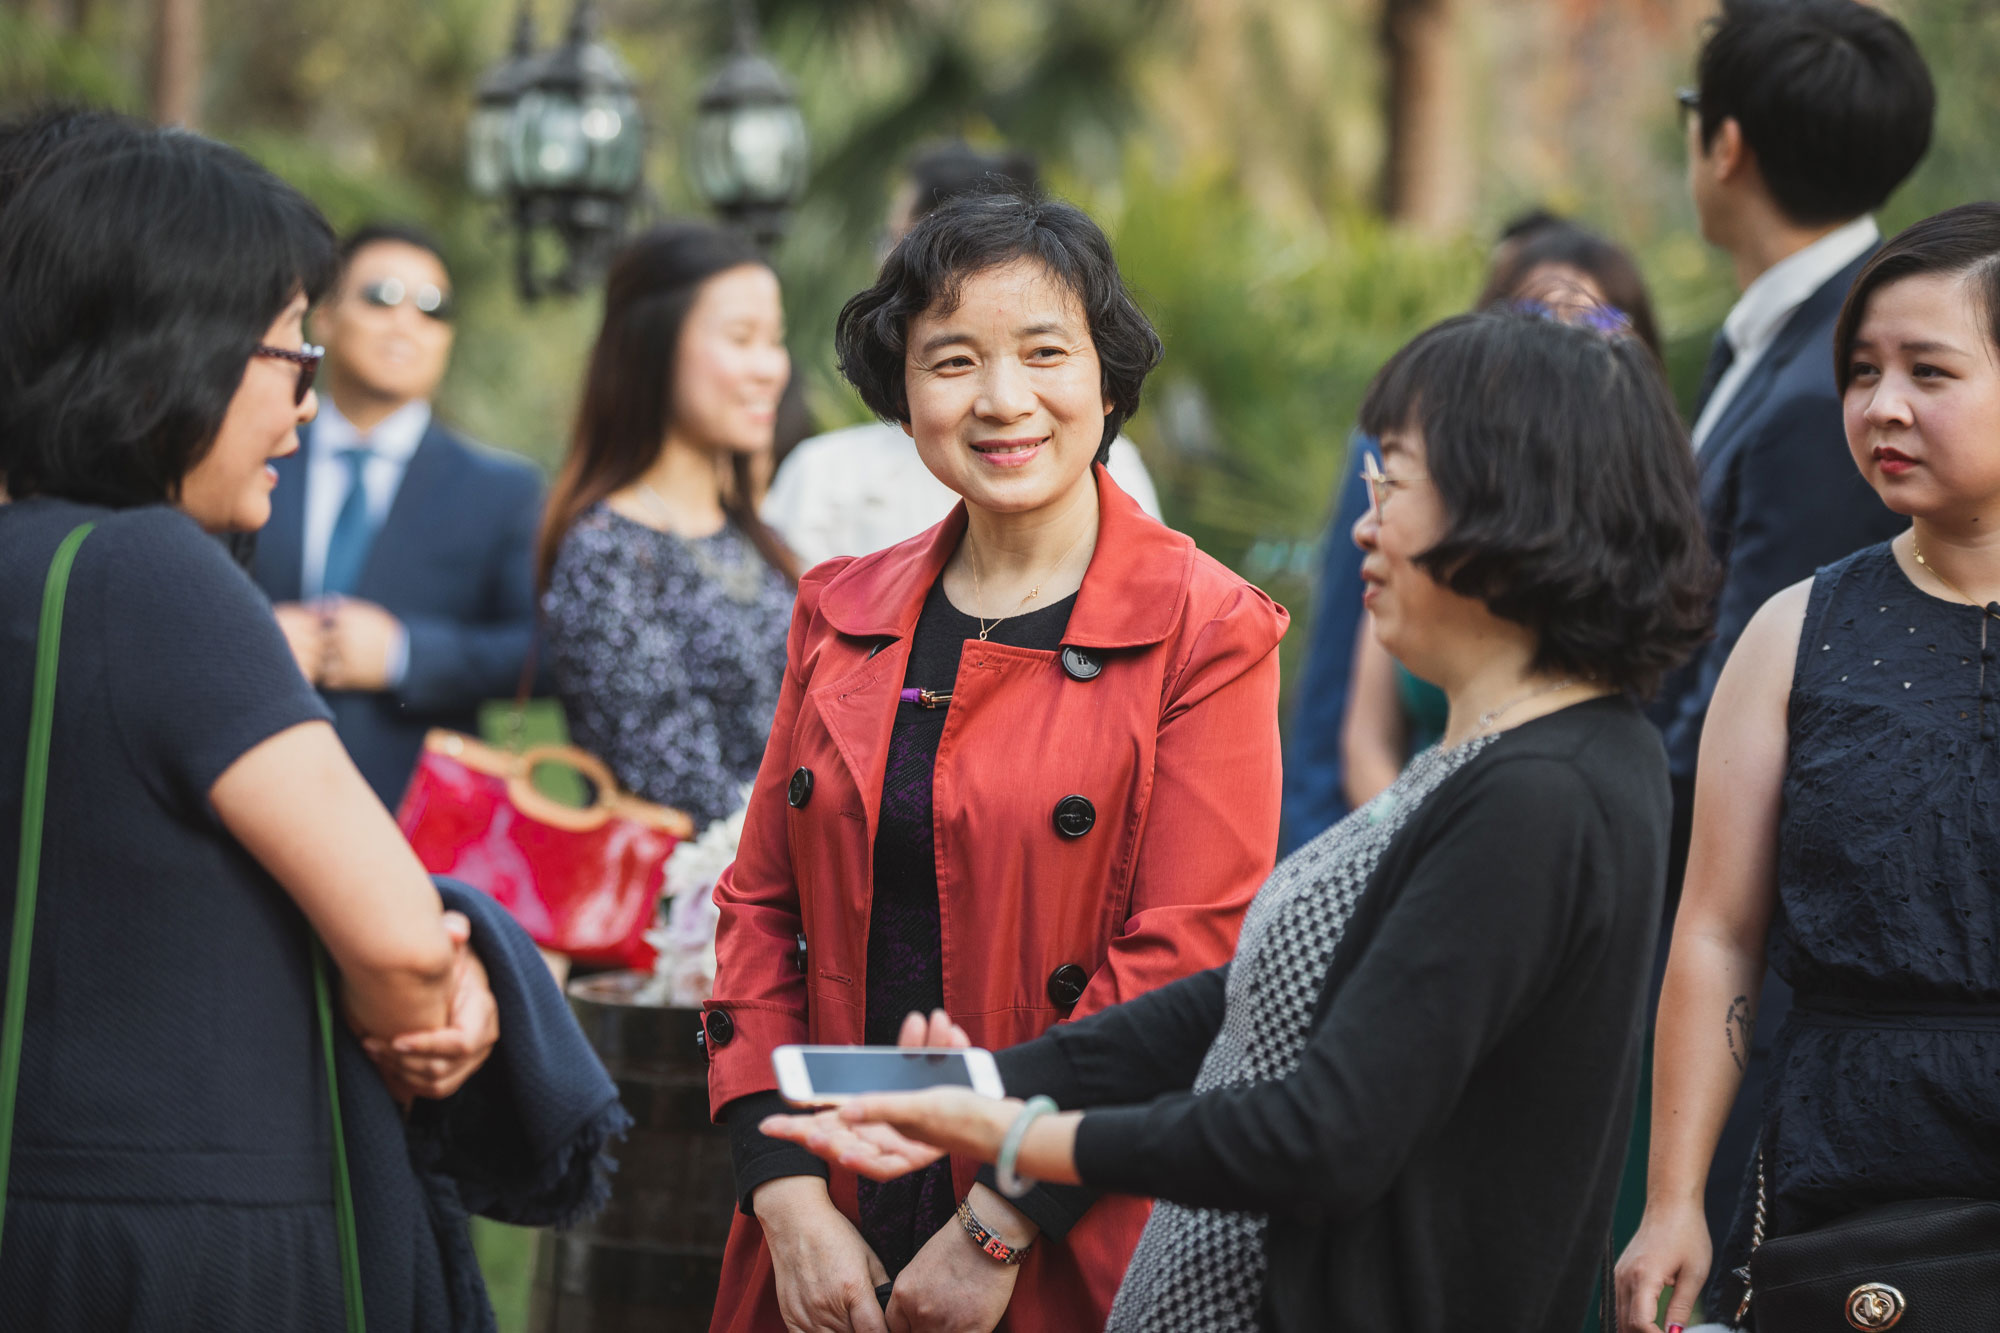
[384,621,409,687]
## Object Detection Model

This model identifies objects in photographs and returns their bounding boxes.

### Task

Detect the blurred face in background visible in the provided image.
[1509,262,1608,314]
[669,262,789,456]
[901,256,1114,519]
[180,293,317,532]
[317,239,455,409]
[1844,270,2000,521]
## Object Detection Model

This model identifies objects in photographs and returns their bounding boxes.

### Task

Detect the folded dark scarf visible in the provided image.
[340,877,631,1332]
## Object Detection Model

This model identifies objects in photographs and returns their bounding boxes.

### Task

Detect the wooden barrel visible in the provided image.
[528,971,736,1333]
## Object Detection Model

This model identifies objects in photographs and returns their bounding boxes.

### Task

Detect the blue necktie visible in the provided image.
[321,446,377,597]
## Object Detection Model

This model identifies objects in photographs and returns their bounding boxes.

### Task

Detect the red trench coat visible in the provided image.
[703,469,1287,1333]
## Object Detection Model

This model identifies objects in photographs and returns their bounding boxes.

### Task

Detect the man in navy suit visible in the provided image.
[1653,0,1933,1266]
[254,223,542,806]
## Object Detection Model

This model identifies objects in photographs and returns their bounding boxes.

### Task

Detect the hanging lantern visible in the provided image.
[466,0,646,299]
[690,38,810,247]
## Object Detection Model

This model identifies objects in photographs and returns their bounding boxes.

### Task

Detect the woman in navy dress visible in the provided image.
[1619,205,2000,1331]
[0,118,496,1329]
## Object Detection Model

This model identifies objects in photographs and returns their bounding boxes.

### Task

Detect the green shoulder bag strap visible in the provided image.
[0,523,365,1333]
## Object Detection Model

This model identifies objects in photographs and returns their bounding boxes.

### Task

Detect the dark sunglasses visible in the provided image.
[1675,86,1700,124]
[254,343,325,405]
[358,276,454,321]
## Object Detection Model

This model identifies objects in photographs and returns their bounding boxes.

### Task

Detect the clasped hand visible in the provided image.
[757,1012,1031,1333]
[274,597,401,691]
[360,910,501,1103]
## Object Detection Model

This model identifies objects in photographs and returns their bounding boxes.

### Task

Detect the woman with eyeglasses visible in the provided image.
[0,121,504,1329]
[763,308,1714,1333]
[1337,220,1667,812]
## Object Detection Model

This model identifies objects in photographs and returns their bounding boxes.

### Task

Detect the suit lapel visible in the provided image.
[355,423,456,604]
[260,422,312,602]
[1701,246,1874,478]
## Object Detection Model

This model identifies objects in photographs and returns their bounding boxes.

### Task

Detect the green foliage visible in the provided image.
[1088,166,1478,684]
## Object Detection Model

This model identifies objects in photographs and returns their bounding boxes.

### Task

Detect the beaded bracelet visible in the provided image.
[956,1197,1032,1265]
[994,1095,1057,1198]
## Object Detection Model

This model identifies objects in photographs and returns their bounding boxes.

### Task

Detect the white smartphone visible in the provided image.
[772,1045,1006,1106]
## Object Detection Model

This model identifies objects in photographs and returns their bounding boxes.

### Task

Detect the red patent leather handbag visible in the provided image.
[395,729,695,969]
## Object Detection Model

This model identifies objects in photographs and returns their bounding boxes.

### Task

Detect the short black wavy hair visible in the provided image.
[0,128,336,505]
[1696,0,1933,228]
[1359,310,1716,698]
[835,193,1163,463]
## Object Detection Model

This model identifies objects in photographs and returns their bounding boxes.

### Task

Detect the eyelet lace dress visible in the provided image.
[1105,735,1493,1333]
[1706,541,2000,1322]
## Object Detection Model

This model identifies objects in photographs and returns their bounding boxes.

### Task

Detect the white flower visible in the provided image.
[640,783,753,1007]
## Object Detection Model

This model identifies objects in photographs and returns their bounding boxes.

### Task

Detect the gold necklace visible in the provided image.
[965,521,1094,642]
[1913,539,2000,614]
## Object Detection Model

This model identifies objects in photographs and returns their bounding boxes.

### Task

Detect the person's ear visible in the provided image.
[899,416,915,440]
[1710,117,1749,185]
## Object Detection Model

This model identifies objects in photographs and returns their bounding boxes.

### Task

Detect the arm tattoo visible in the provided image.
[1725,994,1754,1072]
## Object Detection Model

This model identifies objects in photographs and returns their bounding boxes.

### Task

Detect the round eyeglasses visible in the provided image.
[253,343,325,405]
[359,276,454,321]
[1359,446,1427,521]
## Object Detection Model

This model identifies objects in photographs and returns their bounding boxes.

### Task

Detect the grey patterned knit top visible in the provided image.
[543,504,793,828]
[1106,737,1491,1333]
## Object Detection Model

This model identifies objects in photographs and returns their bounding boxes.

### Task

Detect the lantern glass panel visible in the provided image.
[693,102,807,208]
[512,89,589,190]
[578,89,644,193]
[467,102,514,198]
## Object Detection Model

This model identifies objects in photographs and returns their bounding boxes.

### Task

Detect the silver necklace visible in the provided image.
[1465,677,1580,742]
[637,483,767,605]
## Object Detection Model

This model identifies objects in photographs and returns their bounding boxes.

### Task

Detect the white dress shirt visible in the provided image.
[299,396,431,684]
[1690,214,1879,452]
[762,422,1165,568]
[301,397,432,596]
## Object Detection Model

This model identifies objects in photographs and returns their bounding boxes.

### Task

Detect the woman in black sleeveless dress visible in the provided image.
[1620,205,2000,1330]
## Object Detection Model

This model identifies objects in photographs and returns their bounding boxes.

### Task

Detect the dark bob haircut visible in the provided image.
[1834,202,2000,394]
[0,128,337,505]
[1695,0,1933,228]
[0,105,142,217]
[1358,310,1715,698]
[835,193,1164,463]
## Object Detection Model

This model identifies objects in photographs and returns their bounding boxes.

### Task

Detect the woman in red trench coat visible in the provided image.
[703,193,1287,1333]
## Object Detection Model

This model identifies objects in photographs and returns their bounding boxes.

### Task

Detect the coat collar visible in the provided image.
[816,464,1193,649]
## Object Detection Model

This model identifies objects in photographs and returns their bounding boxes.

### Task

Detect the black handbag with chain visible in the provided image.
[1740,1152,2000,1331]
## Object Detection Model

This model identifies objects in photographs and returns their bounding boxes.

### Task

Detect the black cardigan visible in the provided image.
[995,696,1669,1333]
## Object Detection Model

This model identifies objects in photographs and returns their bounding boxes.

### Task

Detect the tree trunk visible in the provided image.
[1380,0,1472,234]
[151,0,203,128]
